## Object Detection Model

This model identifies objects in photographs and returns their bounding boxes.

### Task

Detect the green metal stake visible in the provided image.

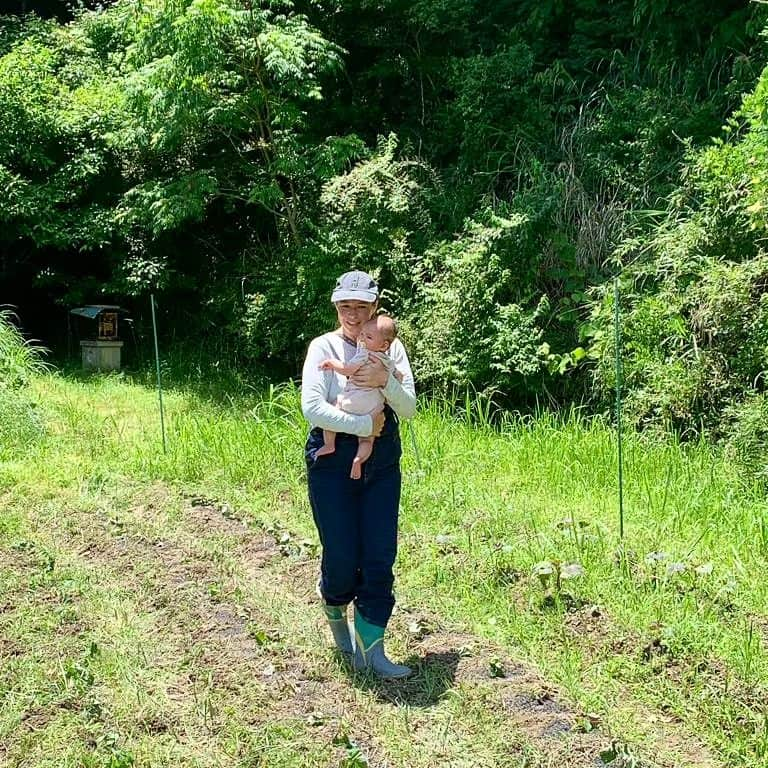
[150,293,167,454]
[614,277,624,539]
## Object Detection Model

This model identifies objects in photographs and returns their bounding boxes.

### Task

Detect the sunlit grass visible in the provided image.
[3,371,768,765]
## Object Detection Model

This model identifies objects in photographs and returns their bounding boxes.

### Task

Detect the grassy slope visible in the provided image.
[2,373,767,767]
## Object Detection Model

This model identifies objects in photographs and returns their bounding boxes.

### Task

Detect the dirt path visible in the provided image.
[1,485,721,768]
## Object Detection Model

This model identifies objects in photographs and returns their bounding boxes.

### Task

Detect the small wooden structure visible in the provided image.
[70,305,128,371]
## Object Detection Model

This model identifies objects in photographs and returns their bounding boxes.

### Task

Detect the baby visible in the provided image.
[316,315,402,479]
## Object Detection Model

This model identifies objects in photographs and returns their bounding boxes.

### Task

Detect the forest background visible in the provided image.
[3,0,768,484]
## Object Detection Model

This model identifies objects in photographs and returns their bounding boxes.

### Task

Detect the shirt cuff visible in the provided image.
[382,374,399,398]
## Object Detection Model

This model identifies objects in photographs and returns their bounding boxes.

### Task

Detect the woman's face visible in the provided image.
[335,300,376,340]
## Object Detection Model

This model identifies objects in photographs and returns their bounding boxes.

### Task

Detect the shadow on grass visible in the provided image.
[347,650,460,707]
[56,359,280,407]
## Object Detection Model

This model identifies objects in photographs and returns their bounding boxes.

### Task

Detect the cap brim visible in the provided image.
[331,289,378,303]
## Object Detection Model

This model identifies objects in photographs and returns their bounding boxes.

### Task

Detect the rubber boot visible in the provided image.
[353,608,412,679]
[323,604,354,655]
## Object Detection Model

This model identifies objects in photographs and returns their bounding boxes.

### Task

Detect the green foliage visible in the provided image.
[233,134,430,364]
[724,393,768,487]
[589,251,768,433]
[0,13,53,56]
[412,209,547,395]
[0,310,46,455]
[0,309,47,388]
[316,134,435,315]
[0,385,44,457]
[319,134,432,267]
[3,0,768,431]
[585,56,768,436]
[439,36,552,194]
[0,0,351,304]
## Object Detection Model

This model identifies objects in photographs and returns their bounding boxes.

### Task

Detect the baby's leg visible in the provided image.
[315,429,337,457]
[350,437,374,480]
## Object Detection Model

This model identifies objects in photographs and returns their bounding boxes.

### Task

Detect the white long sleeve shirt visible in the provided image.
[301,332,417,437]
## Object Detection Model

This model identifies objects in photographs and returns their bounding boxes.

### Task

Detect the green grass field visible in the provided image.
[2,372,767,767]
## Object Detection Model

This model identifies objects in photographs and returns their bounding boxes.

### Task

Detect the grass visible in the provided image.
[0,310,48,458]
[0,308,49,388]
[2,370,768,767]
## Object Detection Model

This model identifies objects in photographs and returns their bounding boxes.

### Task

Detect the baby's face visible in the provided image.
[360,323,389,352]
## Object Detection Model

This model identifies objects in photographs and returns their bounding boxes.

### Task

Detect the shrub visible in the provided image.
[411,208,549,397]
[233,135,436,366]
[724,394,768,487]
[0,309,48,388]
[586,205,768,432]
[0,310,47,455]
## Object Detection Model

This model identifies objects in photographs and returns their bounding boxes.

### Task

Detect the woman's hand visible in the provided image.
[350,354,389,388]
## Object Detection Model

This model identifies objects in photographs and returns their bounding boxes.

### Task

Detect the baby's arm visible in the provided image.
[318,357,366,376]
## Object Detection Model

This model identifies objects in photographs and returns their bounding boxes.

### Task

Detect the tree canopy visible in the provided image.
[2,0,768,451]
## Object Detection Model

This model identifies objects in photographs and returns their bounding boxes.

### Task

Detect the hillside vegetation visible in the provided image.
[1,1,768,463]
[5,5,768,767]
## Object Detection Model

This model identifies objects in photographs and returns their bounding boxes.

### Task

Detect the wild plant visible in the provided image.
[0,308,48,389]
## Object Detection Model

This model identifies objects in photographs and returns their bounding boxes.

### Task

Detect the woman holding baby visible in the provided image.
[301,270,416,679]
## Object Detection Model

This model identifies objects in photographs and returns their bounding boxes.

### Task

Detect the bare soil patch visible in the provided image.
[39,499,368,745]
[408,629,605,766]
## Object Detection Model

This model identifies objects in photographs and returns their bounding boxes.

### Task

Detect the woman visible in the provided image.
[301,270,416,679]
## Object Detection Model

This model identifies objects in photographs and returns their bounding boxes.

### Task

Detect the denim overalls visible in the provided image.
[305,407,402,628]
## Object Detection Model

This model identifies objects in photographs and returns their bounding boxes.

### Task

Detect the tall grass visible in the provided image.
[0,310,48,456]
[0,308,48,387]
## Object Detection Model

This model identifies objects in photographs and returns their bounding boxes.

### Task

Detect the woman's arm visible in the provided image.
[383,340,417,419]
[301,337,374,437]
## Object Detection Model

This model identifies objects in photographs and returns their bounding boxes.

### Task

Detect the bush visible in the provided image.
[0,310,47,455]
[724,394,768,487]
[0,309,48,388]
[232,135,436,367]
[588,253,768,433]
[411,208,549,397]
